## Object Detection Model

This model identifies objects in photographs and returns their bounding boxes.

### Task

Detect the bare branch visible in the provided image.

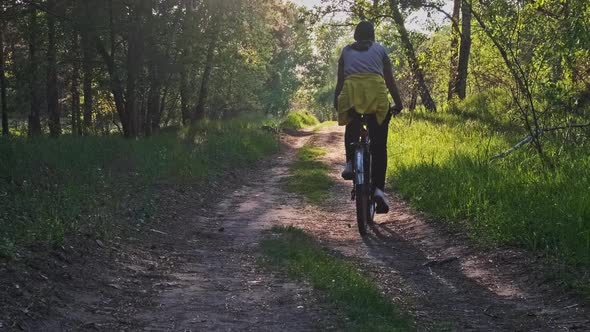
[490,123,590,161]
[543,123,590,133]
[490,131,540,161]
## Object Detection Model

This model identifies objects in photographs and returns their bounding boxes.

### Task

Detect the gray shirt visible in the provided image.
[341,42,389,78]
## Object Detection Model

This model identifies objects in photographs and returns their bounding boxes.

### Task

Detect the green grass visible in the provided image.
[387,94,590,276]
[286,144,334,204]
[281,111,320,130]
[314,121,338,132]
[0,117,278,257]
[261,226,413,331]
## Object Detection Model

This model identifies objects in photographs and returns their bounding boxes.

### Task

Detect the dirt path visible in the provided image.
[126,130,342,331]
[2,125,589,331]
[1,130,343,331]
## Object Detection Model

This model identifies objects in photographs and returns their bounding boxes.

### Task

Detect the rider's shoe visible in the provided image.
[374,188,390,214]
[341,161,353,180]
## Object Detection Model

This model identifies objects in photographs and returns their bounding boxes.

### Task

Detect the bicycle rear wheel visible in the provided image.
[355,183,370,236]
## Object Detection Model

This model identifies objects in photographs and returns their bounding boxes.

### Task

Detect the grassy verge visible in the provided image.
[286,144,334,204]
[387,93,590,291]
[260,226,413,331]
[314,121,338,132]
[281,111,320,130]
[0,117,278,257]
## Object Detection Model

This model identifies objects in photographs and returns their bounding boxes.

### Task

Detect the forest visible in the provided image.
[1,0,590,329]
[1,0,588,139]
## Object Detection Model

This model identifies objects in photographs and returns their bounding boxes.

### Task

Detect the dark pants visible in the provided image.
[344,112,391,191]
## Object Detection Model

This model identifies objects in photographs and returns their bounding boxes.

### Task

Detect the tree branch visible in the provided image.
[490,123,590,161]
[420,2,461,35]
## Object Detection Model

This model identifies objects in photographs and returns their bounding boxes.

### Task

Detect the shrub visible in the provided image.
[280,111,320,130]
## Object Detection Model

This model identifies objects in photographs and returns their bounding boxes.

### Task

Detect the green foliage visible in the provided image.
[0,117,278,251]
[261,226,413,331]
[280,111,320,130]
[388,100,590,269]
[463,0,590,138]
[295,24,348,121]
[207,1,311,118]
[286,144,333,204]
[1,0,311,136]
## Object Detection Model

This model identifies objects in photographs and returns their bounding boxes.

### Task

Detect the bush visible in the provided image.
[280,111,320,130]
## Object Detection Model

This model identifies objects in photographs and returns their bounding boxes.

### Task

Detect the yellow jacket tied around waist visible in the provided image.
[337,73,389,126]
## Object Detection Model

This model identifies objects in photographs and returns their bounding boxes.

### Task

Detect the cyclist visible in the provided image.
[334,21,403,214]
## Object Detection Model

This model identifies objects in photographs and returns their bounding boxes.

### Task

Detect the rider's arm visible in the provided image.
[383,57,403,112]
[334,55,345,109]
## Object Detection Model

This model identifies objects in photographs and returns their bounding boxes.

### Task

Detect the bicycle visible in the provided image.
[349,112,374,236]
[348,107,398,236]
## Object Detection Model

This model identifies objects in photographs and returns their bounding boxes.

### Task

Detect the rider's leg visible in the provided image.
[367,115,390,191]
[344,118,361,162]
[368,114,391,213]
[343,117,361,180]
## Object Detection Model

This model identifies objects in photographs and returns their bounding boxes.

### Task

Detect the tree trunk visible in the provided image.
[409,85,418,111]
[108,0,129,138]
[447,0,461,100]
[71,66,81,136]
[157,86,168,130]
[81,34,93,135]
[28,5,42,137]
[147,64,161,136]
[81,2,94,135]
[180,68,190,125]
[180,1,193,126]
[96,0,131,137]
[455,0,472,100]
[0,23,8,136]
[140,94,148,136]
[388,0,436,111]
[125,32,141,137]
[71,34,81,136]
[123,0,147,137]
[47,0,61,137]
[193,19,221,121]
[146,0,161,136]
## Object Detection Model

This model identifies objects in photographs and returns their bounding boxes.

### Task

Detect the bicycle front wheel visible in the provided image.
[355,183,370,236]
